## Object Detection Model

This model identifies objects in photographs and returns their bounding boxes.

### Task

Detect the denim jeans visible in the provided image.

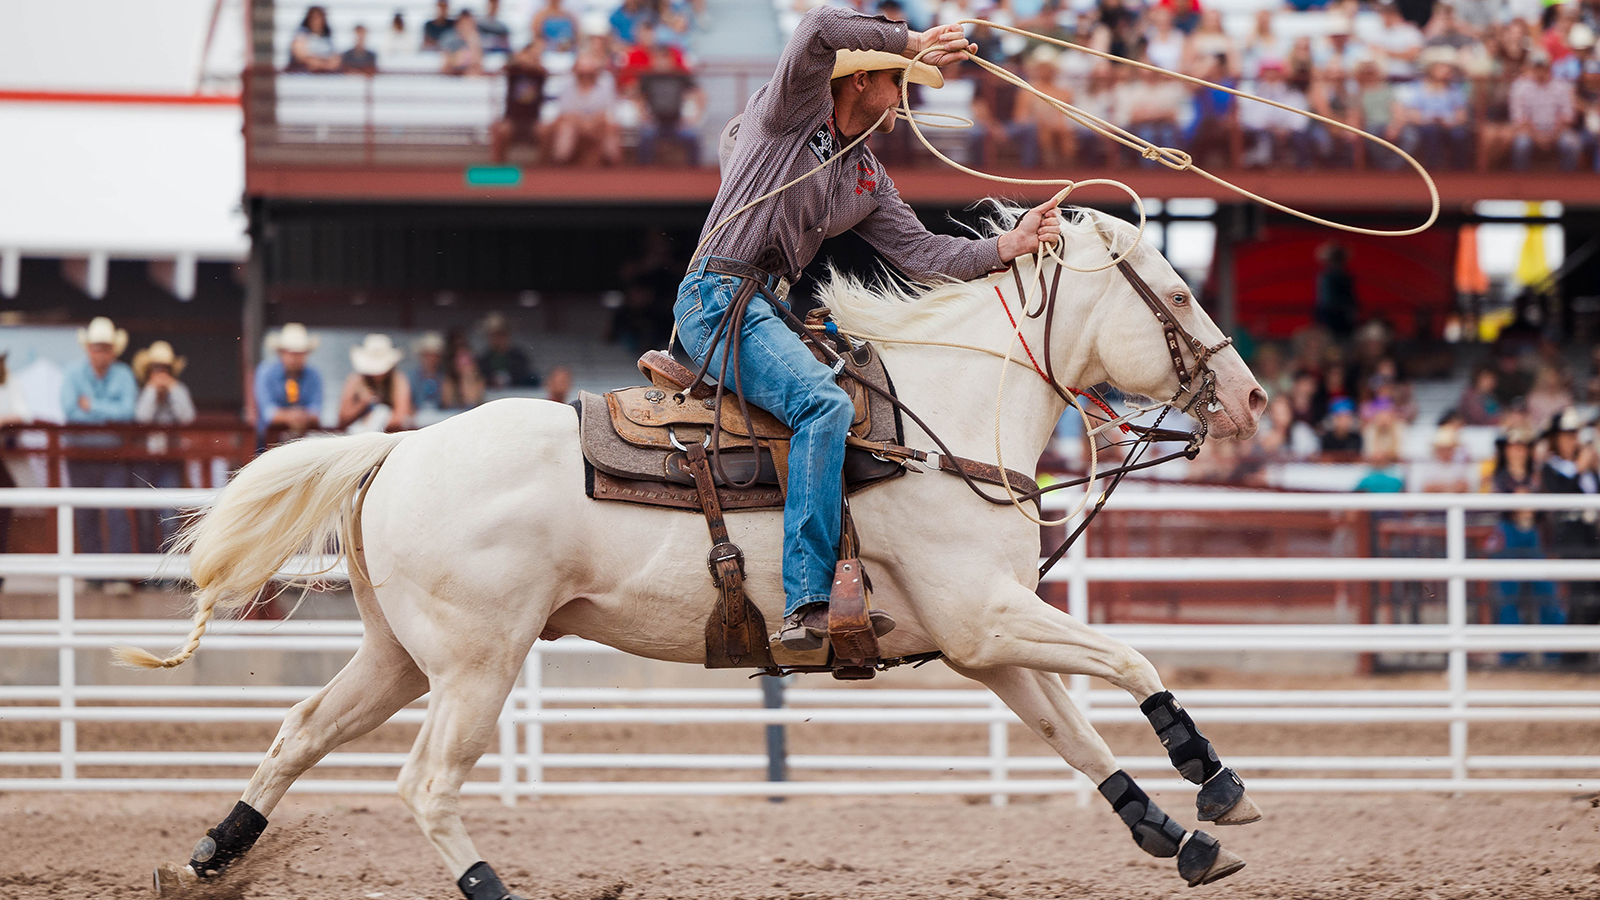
[675,258,854,614]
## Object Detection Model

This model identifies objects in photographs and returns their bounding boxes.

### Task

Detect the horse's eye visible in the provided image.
[1171,292,1189,306]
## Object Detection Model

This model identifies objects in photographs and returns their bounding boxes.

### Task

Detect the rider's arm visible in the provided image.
[852,168,1003,282]
[752,7,909,133]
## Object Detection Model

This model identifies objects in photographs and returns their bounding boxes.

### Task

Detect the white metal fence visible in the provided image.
[2,487,1599,803]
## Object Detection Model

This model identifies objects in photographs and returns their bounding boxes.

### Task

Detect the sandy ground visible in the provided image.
[1,792,1598,899]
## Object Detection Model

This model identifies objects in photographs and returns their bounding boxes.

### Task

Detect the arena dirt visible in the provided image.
[1,791,1598,899]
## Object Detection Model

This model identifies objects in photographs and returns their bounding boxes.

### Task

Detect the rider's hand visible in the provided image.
[997,200,1063,263]
[906,24,976,67]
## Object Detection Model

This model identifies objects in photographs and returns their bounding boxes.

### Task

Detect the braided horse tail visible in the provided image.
[113,431,408,670]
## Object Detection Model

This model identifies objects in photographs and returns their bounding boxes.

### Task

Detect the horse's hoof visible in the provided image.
[1196,767,1263,825]
[1177,831,1246,887]
[151,862,198,896]
[1212,790,1263,826]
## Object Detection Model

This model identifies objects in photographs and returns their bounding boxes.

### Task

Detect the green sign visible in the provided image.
[465,166,521,187]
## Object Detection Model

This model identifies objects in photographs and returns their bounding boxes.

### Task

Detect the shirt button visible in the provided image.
[815,227,823,233]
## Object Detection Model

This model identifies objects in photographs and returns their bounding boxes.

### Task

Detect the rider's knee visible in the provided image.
[806,383,855,432]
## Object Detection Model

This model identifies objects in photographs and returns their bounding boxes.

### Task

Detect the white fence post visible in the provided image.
[1446,504,1468,787]
[523,647,543,798]
[988,695,1009,806]
[1067,513,1092,808]
[498,691,517,807]
[56,503,76,782]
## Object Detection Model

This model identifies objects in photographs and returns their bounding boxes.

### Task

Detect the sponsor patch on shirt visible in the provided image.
[805,118,838,164]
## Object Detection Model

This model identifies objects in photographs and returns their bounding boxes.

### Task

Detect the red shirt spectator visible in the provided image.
[620,23,686,89]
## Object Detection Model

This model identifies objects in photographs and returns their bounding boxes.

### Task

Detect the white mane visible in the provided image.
[820,204,1137,341]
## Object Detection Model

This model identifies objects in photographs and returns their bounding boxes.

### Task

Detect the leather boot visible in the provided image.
[776,601,895,651]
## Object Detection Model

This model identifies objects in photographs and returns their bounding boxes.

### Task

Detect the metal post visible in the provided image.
[988,695,1009,806]
[522,648,543,798]
[56,504,75,782]
[761,674,787,802]
[1067,514,1092,807]
[1446,504,1468,787]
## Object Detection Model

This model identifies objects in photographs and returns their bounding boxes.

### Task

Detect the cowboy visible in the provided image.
[678,6,1063,650]
[61,316,139,562]
[255,323,325,440]
[339,333,414,433]
[133,340,195,553]
[1540,408,1600,663]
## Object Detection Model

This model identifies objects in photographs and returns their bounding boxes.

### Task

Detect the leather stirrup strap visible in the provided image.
[685,442,750,658]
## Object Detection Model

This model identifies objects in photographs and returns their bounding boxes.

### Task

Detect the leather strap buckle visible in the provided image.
[707,541,745,584]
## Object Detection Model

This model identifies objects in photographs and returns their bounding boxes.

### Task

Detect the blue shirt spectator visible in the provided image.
[255,323,325,435]
[610,0,654,45]
[62,359,137,425]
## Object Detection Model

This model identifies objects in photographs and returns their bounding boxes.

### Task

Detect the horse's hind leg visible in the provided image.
[934,583,1262,827]
[397,649,531,900]
[948,662,1246,887]
[155,632,428,893]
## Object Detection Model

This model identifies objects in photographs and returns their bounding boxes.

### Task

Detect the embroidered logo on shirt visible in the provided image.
[854,161,876,195]
[805,118,838,164]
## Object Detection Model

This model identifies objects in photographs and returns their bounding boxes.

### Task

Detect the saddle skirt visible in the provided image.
[579,342,906,512]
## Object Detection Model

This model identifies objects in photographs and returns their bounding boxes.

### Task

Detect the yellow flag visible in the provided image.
[1515,201,1550,287]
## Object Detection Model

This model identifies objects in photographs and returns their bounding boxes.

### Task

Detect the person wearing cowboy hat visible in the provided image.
[339,333,414,433]
[132,341,195,553]
[255,322,325,439]
[1540,407,1600,663]
[1395,46,1470,170]
[682,6,1064,651]
[411,332,448,411]
[61,316,139,563]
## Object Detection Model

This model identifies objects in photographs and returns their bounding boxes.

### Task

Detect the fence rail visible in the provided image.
[2,487,1598,802]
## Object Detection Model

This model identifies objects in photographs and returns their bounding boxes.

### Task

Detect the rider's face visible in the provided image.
[861,69,903,132]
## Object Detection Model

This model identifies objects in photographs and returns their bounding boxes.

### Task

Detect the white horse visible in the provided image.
[133,207,1267,899]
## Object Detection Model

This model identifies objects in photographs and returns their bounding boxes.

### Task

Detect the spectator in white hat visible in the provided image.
[339,333,414,433]
[255,322,325,439]
[411,332,448,411]
[132,340,195,552]
[61,316,138,563]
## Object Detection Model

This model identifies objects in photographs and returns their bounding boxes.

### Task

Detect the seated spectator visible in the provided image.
[1143,7,1185,72]
[1510,54,1582,170]
[411,333,447,411]
[634,38,704,166]
[1372,0,1425,78]
[382,11,412,60]
[1493,344,1534,408]
[478,0,512,54]
[340,23,378,74]
[1426,4,1476,51]
[1117,65,1187,165]
[550,51,622,166]
[1289,368,1324,427]
[1187,53,1239,167]
[1458,364,1503,425]
[620,23,685,90]
[478,312,540,388]
[656,0,696,48]
[256,323,324,439]
[288,6,340,73]
[1354,414,1406,491]
[1312,17,1367,74]
[1164,0,1202,34]
[1490,424,1539,492]
[1396,48,1472,169]
[544,366,574,404]
[1525,363,1575,426]
[440,9,484,75]
[132,341,195,553]
[610,0,656,45]
[339,334,414,433]
[1414,416,1478,492]
[1183,10,1240,77]
[533,0,578,52]
[1539,407,1600,655]
[971,58,1041,168]
[421,0,455,50]
[1070,63,1119,166]
[444,341,487,409]
[1321,396,1364,454]
[1239,60,1311,168]
[1354,58,1403,168]
[1240,10,1285,79]
[492,39,550,163]
[1022,47,1079,168]
[1309,59,1360,166]
[62,317,138,569]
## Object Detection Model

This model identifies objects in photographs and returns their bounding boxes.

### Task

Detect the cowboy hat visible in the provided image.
[1545,407,1584,439]
[77,316,128,356]
[413,331,446,354]
[132,340,187,382]
[267,322,320,353]
[351,333,404,376]
[832,50,944,88]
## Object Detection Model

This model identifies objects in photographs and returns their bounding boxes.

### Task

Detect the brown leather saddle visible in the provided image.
[578,343,907,512]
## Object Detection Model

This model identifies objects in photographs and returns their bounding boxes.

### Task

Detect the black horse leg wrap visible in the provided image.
[459,860,520,900]
[1141,691,1222,785]
[1097,769,1186,858]
[188,800,268,877]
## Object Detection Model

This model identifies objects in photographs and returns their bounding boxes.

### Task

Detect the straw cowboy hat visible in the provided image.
[832,49,944,88]
[77,316,128,356]
[132,340,187,382]
[350,333,404,376]
[267,322,320,353]
[413,331,446,355]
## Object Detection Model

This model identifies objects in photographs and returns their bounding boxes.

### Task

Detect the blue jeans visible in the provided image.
[675,258,854,615]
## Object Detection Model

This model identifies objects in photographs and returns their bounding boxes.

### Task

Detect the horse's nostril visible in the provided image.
[1247,388,1268,418]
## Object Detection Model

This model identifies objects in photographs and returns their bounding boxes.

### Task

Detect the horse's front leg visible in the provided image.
[929,582,1263,827]
[947,662,1246,887]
